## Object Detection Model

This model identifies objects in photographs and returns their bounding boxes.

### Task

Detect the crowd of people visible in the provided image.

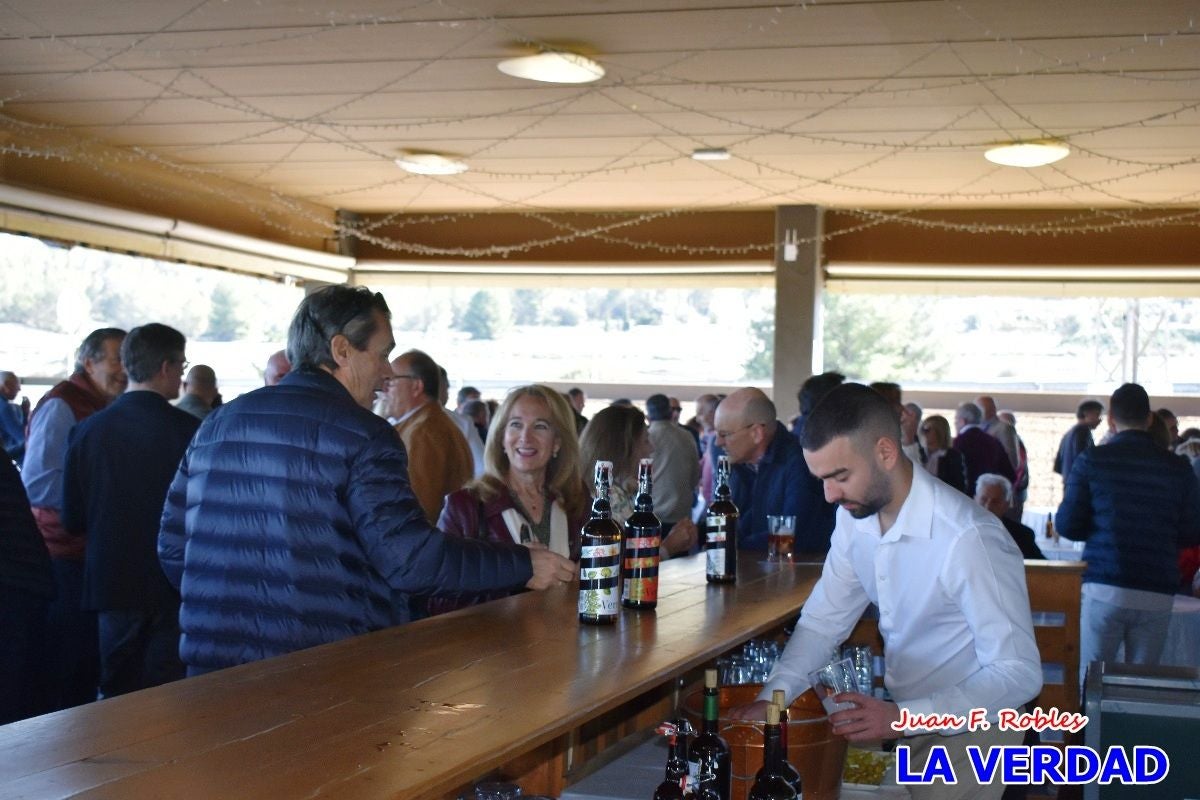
[2,285,1199,761]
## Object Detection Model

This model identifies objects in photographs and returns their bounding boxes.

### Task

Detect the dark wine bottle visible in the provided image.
[653,720,689,800]
[687,669,731,800]
[579,460,622,625]
[704,455,738,584]
[770,690,803,795]
[623,457,661,610]
[748,703,798,800]
[688,769,722,800]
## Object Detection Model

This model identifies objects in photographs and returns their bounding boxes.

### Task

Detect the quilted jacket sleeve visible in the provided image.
[347,426,532,595]
[157,445,192,590]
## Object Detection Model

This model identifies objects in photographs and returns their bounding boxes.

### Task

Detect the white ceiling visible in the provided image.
[1,0,1198,214]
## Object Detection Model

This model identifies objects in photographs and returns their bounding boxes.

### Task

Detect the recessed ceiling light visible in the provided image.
[394,153,468,175]
[497,51,604,84]
[984,141,1070,168]
[691,147,731,161]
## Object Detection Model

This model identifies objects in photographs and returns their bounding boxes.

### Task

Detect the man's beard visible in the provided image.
[840,465,892,519]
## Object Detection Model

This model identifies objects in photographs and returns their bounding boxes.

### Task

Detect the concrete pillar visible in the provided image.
[773,205,824,422]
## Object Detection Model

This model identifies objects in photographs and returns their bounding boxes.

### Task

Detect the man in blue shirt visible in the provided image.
[714,387,833,552]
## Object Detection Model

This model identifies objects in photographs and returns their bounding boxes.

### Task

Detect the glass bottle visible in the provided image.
[769,690,803,795]
[653,720,690,800]
[747,703,798,800]
[623,457,661,610]
[688,669,731,800]
[705,455,738,584]
[579,460,622,625]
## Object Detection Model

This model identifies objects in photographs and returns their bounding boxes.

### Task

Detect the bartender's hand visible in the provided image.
[728,699,770,722]
[661,518,697,558]
[827,693,902,741]
[524,547,575,590]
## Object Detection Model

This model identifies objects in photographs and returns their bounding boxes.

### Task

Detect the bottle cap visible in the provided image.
[766,703,780,725]
[705,668,718,688]
[772,689,786,708]
[639,457,653,467]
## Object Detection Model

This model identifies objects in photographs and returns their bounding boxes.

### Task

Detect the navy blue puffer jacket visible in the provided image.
[159,368,532,674]
[1056,429,1200,595]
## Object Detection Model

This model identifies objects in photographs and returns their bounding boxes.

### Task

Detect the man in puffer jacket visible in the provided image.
[159,285,574,675]
[1056,382,1200,682]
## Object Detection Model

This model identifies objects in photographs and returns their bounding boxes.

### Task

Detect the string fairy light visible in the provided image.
[0,0,1198,261]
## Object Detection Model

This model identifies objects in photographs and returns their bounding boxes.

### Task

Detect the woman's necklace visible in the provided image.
[511,483,546,521]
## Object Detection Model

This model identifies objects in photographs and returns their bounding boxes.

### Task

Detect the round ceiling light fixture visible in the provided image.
[394,153,468,175]
[984,140,1070,168]
[497,51,605,84]
[691,147,731,161]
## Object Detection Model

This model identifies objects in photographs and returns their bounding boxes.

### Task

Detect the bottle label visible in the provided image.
[579,542,620,617]
[706,516,728,577]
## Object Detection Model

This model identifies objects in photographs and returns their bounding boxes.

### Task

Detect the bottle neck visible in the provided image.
[761,723,782,775]
[591,481,612,519]
[702,688,719,731]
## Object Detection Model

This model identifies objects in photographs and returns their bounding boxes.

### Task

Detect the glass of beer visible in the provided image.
[766,515,796,561]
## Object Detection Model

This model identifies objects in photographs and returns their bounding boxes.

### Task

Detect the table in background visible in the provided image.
[0,555,821,800]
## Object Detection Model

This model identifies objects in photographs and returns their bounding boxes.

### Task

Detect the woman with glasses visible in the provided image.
[426,384,588,616]
[578,405,697,560]
[919,414,969,495]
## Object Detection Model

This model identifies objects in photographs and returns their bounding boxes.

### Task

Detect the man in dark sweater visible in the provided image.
[1056,383,1200,682]
[63,323,199,697]
[1053,399,1104,486]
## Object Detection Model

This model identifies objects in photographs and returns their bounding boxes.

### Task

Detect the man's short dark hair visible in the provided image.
[798,371,846,416]
[568,387,585,399]
[121,323,186,383]
[287,285,390,372]
[802,383,900,453]
[1110,383,1150,428]
[645,393,672,422]
[457,385,480,405]
[1076,400,1104,419]
[74,327,127,373]
[401,349,439,400]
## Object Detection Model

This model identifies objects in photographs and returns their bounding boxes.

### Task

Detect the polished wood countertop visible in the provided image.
[0,555,822,800]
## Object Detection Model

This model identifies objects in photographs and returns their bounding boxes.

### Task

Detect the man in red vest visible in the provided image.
[22,327,127,711]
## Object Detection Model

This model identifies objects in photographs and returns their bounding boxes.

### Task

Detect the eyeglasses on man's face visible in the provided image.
[716,422,759,440]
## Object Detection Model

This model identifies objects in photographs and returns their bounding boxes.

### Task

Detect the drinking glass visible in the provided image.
[808,658,858,715]
[475,783,522,800]
[766,515,796,561]
[841,644,874,694]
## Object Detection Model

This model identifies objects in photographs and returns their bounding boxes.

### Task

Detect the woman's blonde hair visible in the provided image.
[473,384,586,521]
[921,414,952,452]
[579,405,647,493]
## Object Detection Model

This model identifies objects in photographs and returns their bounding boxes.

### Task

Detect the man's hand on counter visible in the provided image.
[827,693,902,741]
[525,547,576,589]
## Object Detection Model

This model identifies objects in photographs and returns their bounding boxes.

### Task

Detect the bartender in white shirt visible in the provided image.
[733,383,1041,800]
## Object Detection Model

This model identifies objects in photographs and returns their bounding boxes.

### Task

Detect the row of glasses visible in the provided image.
[716,638,783,685]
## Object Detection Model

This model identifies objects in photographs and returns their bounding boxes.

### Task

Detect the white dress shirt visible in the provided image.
[760,464,1041,728]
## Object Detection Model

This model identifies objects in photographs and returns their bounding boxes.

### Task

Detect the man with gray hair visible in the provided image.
[714,387,829,552]
[22,326,127,711]
[0,370,27,464]
[952,401,1014,496]
[974,473,1044,560]
[159,285,574,676]
[975,395,1019,472]
[175,364,220,420]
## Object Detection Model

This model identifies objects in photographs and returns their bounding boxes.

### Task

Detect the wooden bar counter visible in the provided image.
[0,554,822,800]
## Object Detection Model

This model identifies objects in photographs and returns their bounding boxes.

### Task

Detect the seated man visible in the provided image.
[714,387,831,552]
[973,473,1044,560]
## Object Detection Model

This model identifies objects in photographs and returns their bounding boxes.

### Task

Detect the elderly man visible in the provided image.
[1056,383,1200,682]
[384,349,474,524]
[975,395,1020,472]
[263,349,291,386]
[645,393,701,530]
[715,387,830,552]
[974,474,1044,560]
[63,324,199,697]
[567,387,588,433]
[737,384,1041,800]
[0,371,27,463]
[952,402,1015,495]
[23,327,127,711]
[695,393,720,505]
[439,366,486,477]
[175,364,220,420]
[159,285,573,676]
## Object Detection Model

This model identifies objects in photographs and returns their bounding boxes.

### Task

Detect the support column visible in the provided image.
[773,205,823,422]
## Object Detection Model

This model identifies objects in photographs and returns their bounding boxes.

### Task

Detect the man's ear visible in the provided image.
[875,436,900,469]
[329,333,352,368]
